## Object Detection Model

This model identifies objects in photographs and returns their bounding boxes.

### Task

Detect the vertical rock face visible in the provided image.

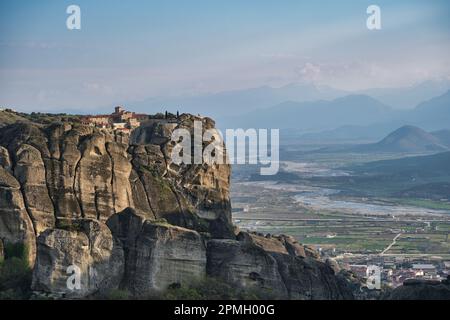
[207,232,353,300]
[75,132,115,221]
[106,141,134,213]
[0,115,355,299]
[45,126,83,221]
[31,219,124,298]
[131,115,234,239]
[273,254,353,300]
[170,116,233,239]
[107,208,206,295]
[0,146,11,170]
[207,239,288,298]
[0,117,234,239]
[0,166,36,266]
[13,144,55,234]
[130,221,206,294]
[0,238,4,261]
[388,279,450,300]
[129,144,190,226]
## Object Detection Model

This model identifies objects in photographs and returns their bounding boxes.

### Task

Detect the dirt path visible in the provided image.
[381,233,402,255]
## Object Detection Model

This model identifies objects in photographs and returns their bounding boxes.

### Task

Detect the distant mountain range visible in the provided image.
[357,79,450,109]
[221,94,395,131]
[5,79,449,142]
[294,123,400,143]
[316,125,450,154]
[127,83,347,120]
[230,89,450,135]
[410,89,450,130]
[431,129,450,147]
[124,79,450,125]
[298,89,450,142]
[351,125,450,153]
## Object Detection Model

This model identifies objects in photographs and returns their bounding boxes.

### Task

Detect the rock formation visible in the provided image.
[207,232,353,299]
[31,219,124,298]
[388,278,450,300]
[0,238,4,262]
[0,165,36,266]
[0,115,354,299]
[107,208,207,295]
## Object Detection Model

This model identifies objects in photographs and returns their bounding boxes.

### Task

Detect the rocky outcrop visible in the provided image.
[0,166,36,266]
[31,219,124,298]
[0,146,11,169]
[129,144,192,226]
[14,144,55,234]
[207,238,288,298]
[107,208,206,295]
[207,232,353,299]
[0,238,4,261]
[388,278,450,300]
[131,115,234,239]
[0,115,356,299]
[106,140,134,213]
[0,119,233,238]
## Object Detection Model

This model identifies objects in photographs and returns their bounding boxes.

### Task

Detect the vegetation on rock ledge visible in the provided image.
[0,243,32,299]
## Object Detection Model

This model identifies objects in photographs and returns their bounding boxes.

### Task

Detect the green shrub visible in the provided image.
[0,243,32,299]
[194,216,210,233]
[0,289,22,300]
[161,277,276,300]
[106,289,131,300]
[4,243,28,260]
[56,219,84,232]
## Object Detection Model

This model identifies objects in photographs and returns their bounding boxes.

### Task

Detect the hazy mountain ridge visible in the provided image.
[352,125,450,153]
[431,129,450,148]
[410,89,450,130]
[357,79,450,109]
[119,79,450,131]
[222,94,395,130]
[127,83,348,120]
[294,123,401,143]
[276,89,450,140]
[6,80,449,135]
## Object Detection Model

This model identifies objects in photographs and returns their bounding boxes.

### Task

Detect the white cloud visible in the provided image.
[295,62,322,83]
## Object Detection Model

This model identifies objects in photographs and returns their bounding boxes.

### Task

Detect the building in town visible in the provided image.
[412,264,437,279]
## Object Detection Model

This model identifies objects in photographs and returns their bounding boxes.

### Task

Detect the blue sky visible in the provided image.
[0,0,449,111]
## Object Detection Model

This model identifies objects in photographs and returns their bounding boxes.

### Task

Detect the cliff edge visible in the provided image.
[0,114,354,299]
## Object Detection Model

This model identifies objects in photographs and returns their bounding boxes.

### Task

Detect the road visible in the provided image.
[381,233,402,255]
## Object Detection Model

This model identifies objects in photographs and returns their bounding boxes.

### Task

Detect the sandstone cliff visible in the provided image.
[0,115,354,299]
[387,278,450,300]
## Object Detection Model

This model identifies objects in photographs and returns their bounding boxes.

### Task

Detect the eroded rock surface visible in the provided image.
[207,232,353,299]
[108,208,206,295]
[131,115,234,239]
[0,166,36,266]
[388,278,450,300]
[31,219,124,298]
[0,238,4,261]
[0,115,356,299]
[14,144,55,234]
